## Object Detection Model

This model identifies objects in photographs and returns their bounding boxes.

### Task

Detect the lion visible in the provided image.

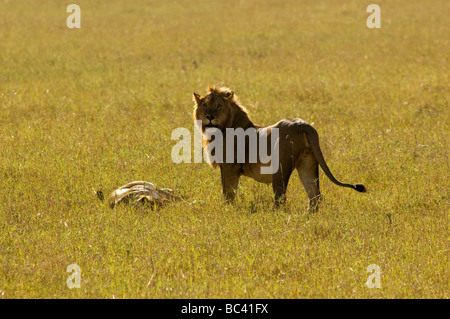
[193,85,366,209]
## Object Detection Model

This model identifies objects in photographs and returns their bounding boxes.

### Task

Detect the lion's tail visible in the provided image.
[305,126,366,193]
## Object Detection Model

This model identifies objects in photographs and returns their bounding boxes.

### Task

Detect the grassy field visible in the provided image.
[0,0,448,299]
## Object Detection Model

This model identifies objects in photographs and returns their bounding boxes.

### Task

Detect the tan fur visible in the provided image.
[193,86,366,209]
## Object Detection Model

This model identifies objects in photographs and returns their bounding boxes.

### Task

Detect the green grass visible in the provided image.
[0,0,448,298]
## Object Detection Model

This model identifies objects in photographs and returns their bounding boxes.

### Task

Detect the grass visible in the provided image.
[0,0,448,298]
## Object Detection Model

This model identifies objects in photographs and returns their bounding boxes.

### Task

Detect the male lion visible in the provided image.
[193,86,366,209]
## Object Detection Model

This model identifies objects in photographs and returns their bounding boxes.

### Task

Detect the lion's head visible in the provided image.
[193,86,252,132]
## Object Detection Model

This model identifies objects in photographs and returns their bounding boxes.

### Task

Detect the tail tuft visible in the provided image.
[354,184,366,193]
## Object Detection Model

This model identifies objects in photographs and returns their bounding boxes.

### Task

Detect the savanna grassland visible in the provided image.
[0,0,448,299]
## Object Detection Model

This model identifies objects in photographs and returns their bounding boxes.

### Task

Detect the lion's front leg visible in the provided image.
[220,164,241,203]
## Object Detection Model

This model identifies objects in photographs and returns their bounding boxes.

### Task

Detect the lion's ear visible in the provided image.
[193,92,202,105]
[224,91,234,100]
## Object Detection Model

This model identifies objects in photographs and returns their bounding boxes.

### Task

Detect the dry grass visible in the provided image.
[0,0,448,298]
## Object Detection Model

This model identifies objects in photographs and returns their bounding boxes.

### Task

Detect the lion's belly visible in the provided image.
[238,120,310,184]
[241,164,273,183]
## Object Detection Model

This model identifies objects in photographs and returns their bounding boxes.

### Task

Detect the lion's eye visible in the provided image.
[202,104,207,109]
[217,104,222,110]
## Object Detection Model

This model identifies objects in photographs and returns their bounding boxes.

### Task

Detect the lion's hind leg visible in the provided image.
[272,162,294,208]
[297,153,322,210]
